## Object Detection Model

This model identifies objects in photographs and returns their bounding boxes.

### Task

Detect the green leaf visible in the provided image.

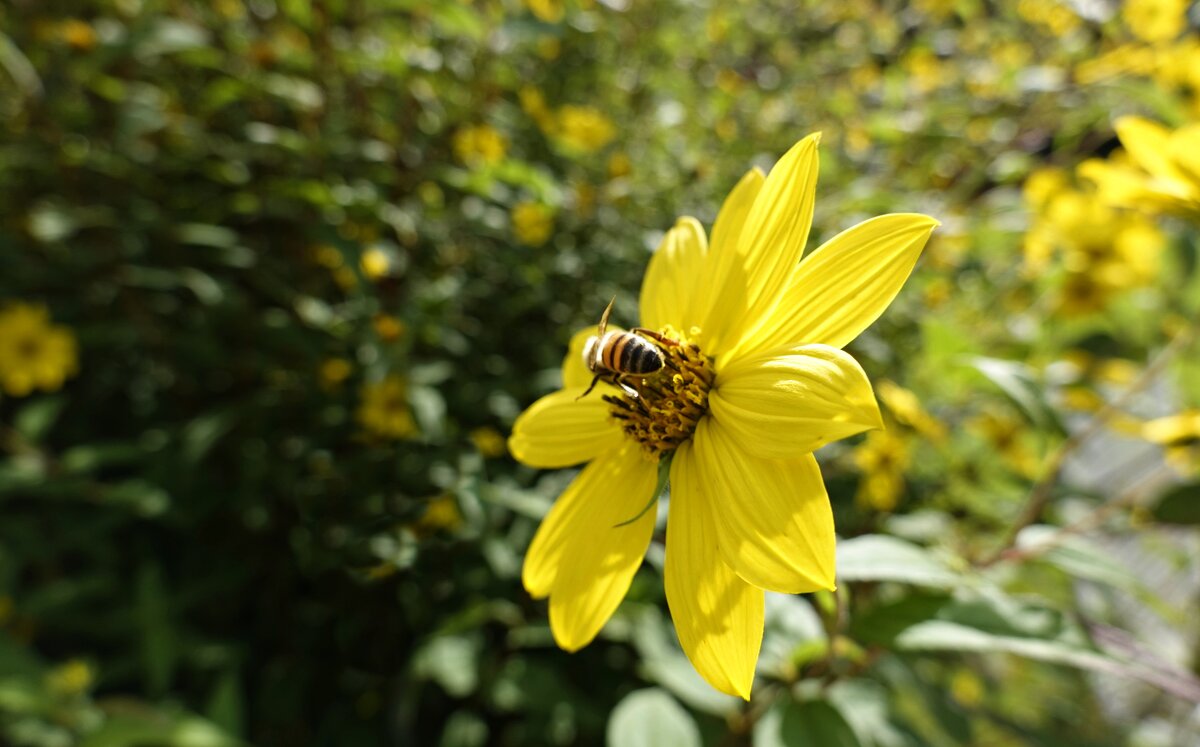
[968,357,1067,436]
[1150,482,1200,525]
[413,635,481,698]
[14,396,66,441]
[826,680,916,747]
[606,688,701,747]
[205,668,245,737]
[137,562,175,697]
[1015,525,1145,593]
[630,605,737,716]
[778,700,863,747]
[837,535,963,588]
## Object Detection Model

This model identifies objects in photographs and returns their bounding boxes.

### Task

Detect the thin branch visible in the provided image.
[976,327,1195,567]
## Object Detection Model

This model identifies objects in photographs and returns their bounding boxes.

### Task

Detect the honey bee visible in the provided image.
[579,298,677,399]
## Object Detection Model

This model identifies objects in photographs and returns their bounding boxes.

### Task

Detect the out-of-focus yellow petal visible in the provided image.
[1115,116,1190,187]
[692,419,836,594]
[509,389,622,468]
[734,213,937,359]
[666,443,763,700]
[542,446,658,651]
[1167,124,1200,188]
[708,344,882,458]
[701,136,819,355]
[640,217,709,333]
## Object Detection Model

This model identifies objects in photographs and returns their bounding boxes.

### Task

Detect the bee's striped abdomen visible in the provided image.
[601,331,664,375]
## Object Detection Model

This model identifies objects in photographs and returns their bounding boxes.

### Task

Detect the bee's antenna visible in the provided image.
[597,296,616,337]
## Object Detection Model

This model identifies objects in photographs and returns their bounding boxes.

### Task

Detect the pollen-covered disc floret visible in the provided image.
[603,327,714,456]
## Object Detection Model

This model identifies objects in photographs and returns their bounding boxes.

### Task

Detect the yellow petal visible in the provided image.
[666,443,764,700]
[734,213,937,359]
[508,389,623,468]
[692,168,764,346]
[693,418,836,594]
[1115,115,1189,187]
[1167,124,1200,190]
[522,444,653,598]
[709,344,882,458]
[701,136,819,355]
[640,217,709,333]
[545,446,659,651]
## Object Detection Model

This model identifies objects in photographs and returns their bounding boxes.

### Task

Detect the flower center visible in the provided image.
[603,327,714,457]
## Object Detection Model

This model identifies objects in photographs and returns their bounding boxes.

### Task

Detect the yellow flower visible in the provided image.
[1025,184,1165,311]
[453,124,507,167]
[357,376,417,439]
[59,19,97,50]
[417,494,464,534]
[968,411,1039,478]
[1142,410,1200,474]
[470,426,507,457]
[508,134,937,698]
[373,314,406,342]
[555,106,616,153]
[511,202,555,246]
[1124,0,1187,42]
[876,380,946,442]
[525,0,565,23]
[360,246,391,280]
[1080,116,1200,216]
[853,429,911,512]
[607,152,633,180]
[319,357,353,389]
[47,660,93,696]
[0,303,79,397]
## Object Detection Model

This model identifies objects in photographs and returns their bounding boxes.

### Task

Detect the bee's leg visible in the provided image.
[576,374,602,401]
[629,328,679,347]
[614,375,640,399]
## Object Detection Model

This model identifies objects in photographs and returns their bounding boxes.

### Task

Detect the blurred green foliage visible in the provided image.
[1,0,1200,745]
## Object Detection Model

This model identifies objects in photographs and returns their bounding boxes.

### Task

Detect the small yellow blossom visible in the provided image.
[555,106,616,153]
[536,36,561,60]
[373,314,406,342]
[1143,410,1200,474]
[525,0,565,23]
[417,494,464,534]
[453,124,507,167]
[470,426,507,457]
[969,411,1039,478]
[950,669,986,707]
[312,244,344,269]
[520,87,556,133]
[511,202,555,246]
[357,376,417,440]
[360,247,391,280]
[0,303,79,397]
[59,19,97,50]
[319,358,353,389]
[1124,0,1188,42]
[607,152,633,180]
[47,660,93,696]
[853,429,911,511]
[1025,184,1164,312]
[876,381,946,442]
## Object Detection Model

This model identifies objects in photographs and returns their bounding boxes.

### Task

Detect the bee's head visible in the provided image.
[582,335,601,372]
